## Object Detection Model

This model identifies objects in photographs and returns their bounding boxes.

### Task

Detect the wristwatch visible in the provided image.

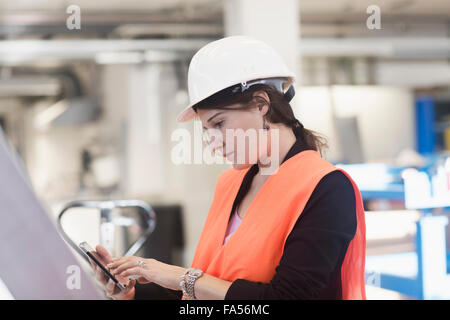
[179,269,189,299]
[181,268,203,299]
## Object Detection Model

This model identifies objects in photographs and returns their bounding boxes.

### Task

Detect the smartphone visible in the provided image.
[79,241,128,291]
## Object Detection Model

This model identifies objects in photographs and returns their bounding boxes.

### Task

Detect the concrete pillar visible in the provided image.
[125,63,165,197]
[224,0,300,82]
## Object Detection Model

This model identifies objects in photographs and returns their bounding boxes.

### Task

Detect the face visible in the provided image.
[197,91,271,170]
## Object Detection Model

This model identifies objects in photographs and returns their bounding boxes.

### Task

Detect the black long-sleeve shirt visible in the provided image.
[134,138,357,300]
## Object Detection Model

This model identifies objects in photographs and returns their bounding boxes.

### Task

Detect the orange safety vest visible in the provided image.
[186,150,366,300]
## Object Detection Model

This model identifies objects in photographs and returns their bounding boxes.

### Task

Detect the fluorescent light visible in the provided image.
[144,50,182,62]
[95,52,144,65]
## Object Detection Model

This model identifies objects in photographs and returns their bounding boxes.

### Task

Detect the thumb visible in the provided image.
[128,279,136,288]
[96,244,113,263]
[123,279,136,294]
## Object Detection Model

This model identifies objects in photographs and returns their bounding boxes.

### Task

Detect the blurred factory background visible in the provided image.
[0,0,450,299]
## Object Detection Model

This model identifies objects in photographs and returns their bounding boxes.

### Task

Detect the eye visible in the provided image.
[214,120,224,129]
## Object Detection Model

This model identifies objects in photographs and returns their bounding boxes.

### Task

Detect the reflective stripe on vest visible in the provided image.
[188,150,366,300]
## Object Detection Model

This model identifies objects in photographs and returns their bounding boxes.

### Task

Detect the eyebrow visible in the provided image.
[203,111,224,130]
[207,111,224,124]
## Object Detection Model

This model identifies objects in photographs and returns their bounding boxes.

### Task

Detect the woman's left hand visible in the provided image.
[107,257,186,291]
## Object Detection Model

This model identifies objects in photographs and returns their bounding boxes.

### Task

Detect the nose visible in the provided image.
[208,135,224,155]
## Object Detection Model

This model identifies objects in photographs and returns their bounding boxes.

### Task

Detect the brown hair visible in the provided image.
[192,83,328,155]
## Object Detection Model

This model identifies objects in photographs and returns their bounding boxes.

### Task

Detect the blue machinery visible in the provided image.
[339,162,450,299]
[365,215,449,300]
[337,96,450,299]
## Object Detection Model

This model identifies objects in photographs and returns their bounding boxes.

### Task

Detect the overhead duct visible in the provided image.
[10,68,100,128]
[0,38,450,62]
[0,77,61,97]
[46,69,100,127]
[34,97,100,129]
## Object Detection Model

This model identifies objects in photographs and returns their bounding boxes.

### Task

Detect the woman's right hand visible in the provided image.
[88,244,136,300]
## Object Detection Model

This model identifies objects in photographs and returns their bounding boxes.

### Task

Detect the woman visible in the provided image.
[91,36,366,300]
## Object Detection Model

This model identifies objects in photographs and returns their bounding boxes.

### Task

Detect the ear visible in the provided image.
[253,90,270,116]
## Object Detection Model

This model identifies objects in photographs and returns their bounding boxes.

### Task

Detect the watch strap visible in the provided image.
[186,268,203,299]
[179,269,189,298]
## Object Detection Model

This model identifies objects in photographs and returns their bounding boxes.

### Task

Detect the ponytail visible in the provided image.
[283,110,329,157]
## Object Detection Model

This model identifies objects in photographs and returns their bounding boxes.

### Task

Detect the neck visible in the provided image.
[257,125,296,177]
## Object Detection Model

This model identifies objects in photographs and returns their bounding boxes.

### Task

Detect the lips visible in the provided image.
[224,152,234,160]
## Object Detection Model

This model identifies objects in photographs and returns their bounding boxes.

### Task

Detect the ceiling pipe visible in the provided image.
[0,38,449,63]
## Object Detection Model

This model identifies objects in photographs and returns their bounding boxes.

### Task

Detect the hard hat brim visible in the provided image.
[176,104,198,122]
[176,76,295,123]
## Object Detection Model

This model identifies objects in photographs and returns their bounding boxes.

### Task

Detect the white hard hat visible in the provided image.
[176,35,295,122]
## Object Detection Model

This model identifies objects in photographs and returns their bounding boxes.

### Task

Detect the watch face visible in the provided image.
[190,269,203,277]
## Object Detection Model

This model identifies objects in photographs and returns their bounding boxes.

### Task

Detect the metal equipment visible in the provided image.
[57,200,156,262]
